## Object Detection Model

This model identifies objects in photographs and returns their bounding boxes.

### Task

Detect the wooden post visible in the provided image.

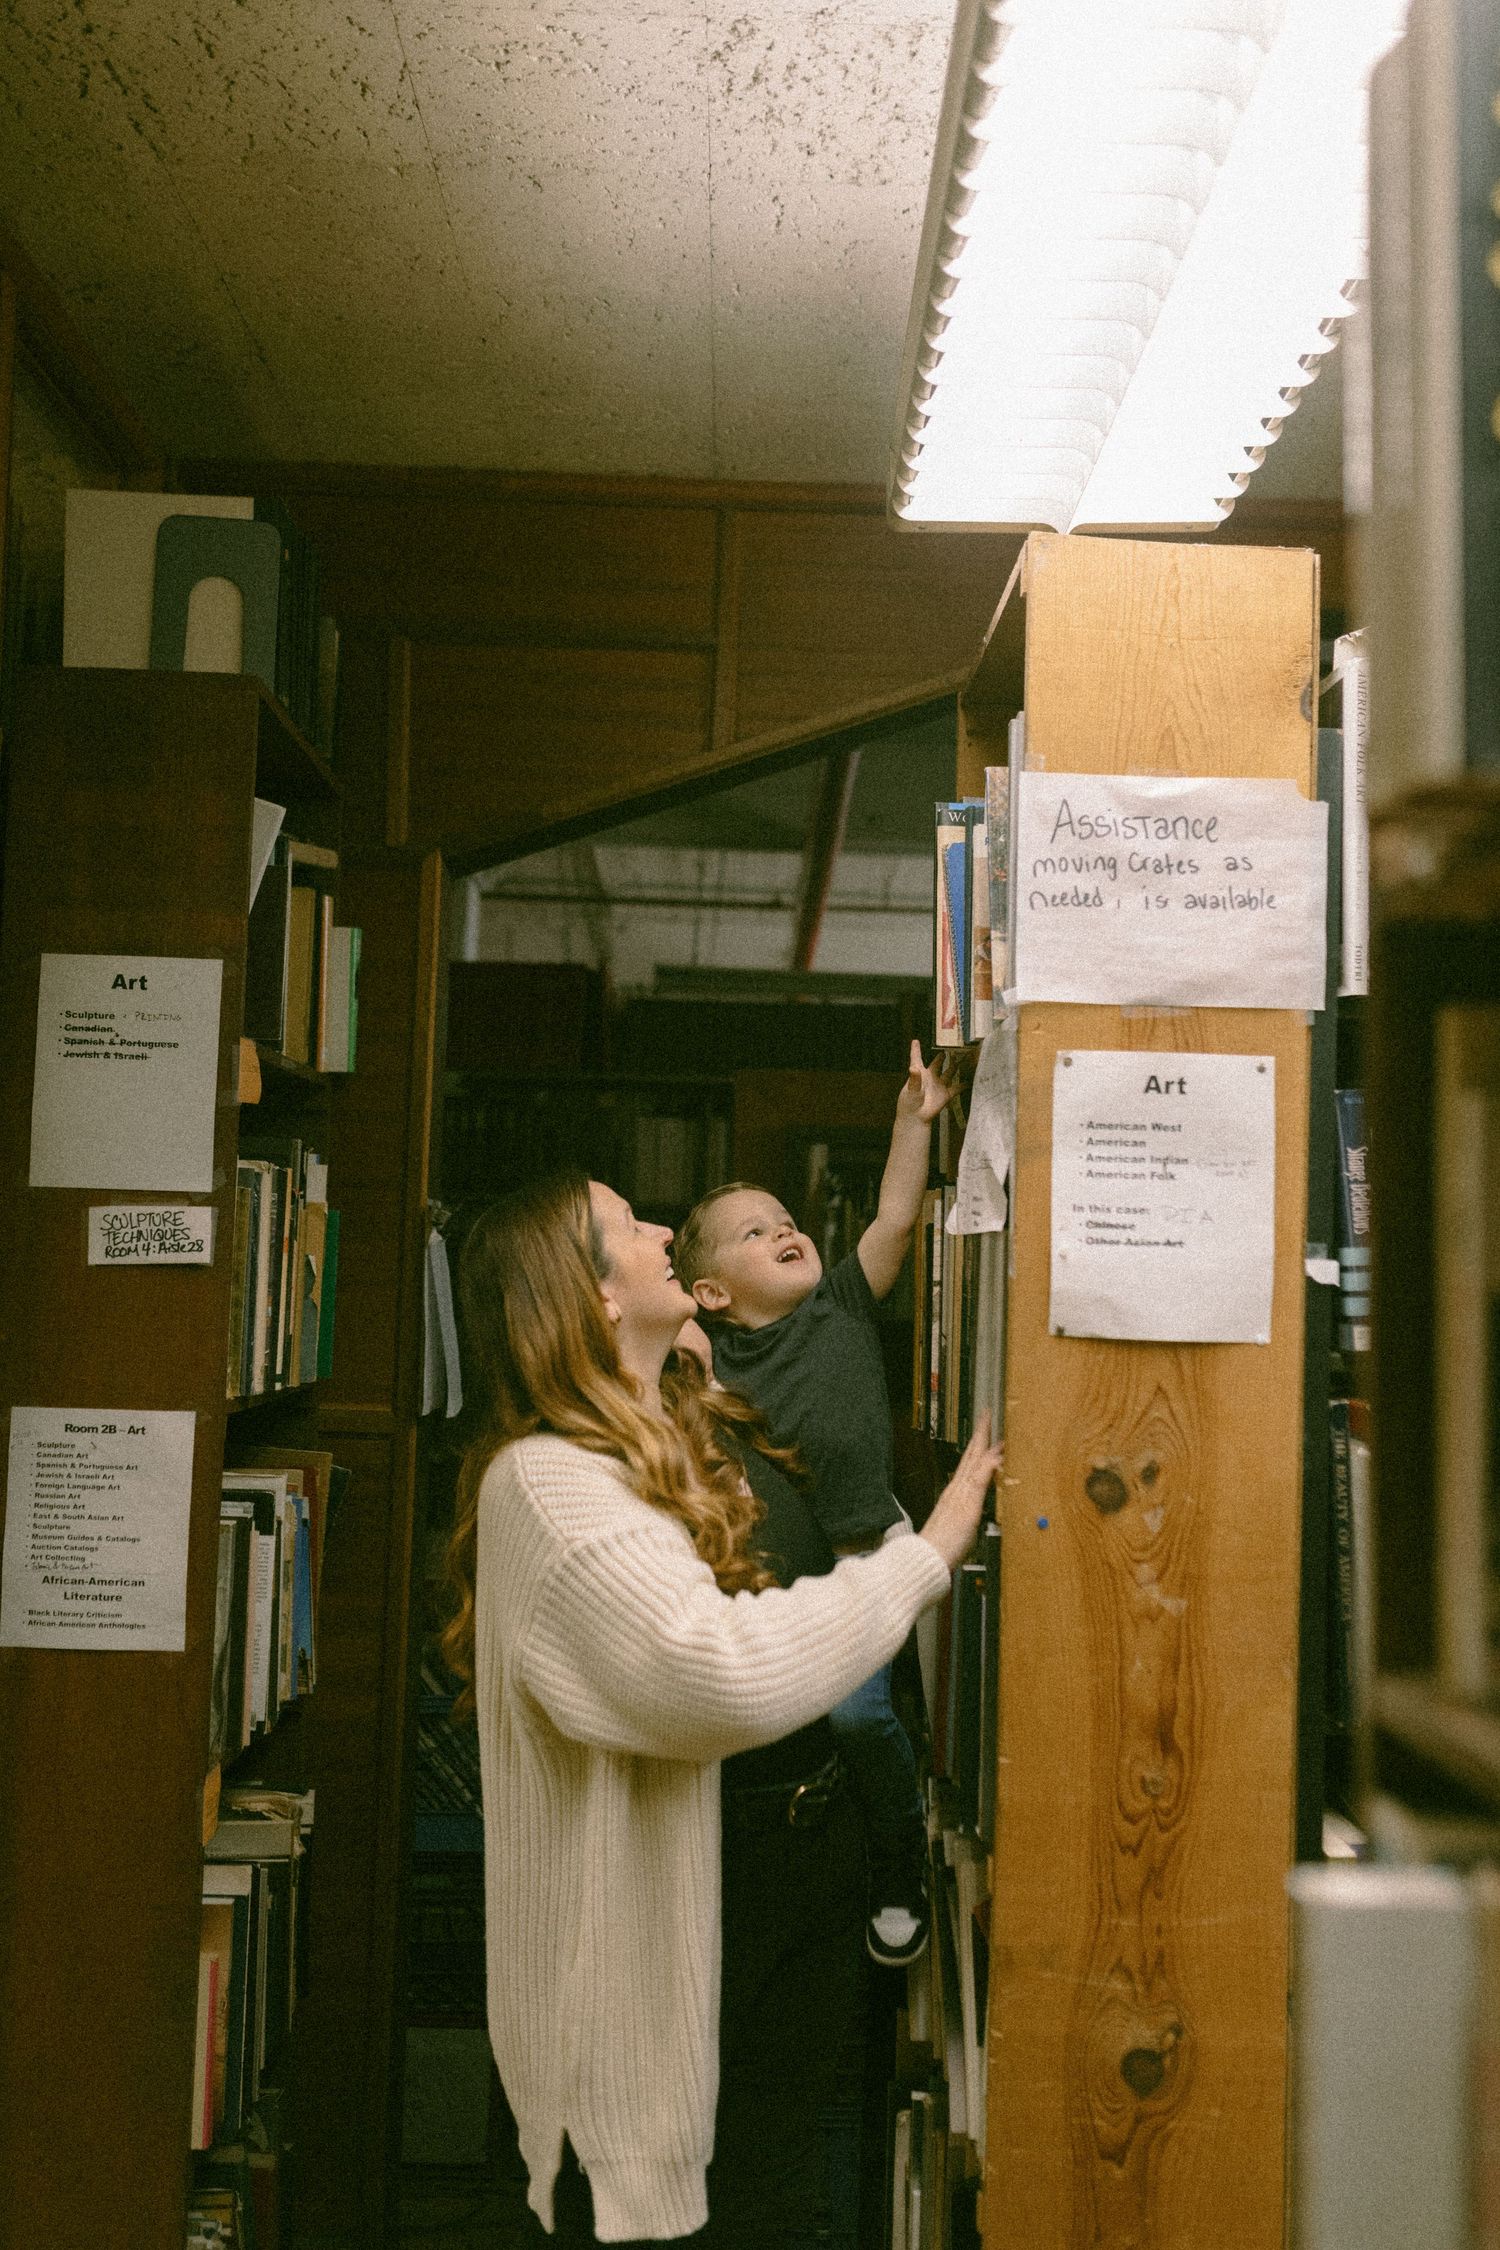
[980,534,1319,2248]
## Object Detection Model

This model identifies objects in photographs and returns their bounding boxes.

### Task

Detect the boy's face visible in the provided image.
[691,1189,823,1329]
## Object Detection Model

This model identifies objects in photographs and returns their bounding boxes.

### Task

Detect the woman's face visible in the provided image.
[588,1182,695,1346]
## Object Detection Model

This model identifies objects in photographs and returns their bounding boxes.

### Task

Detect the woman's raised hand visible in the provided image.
[918,1412,1004,1571]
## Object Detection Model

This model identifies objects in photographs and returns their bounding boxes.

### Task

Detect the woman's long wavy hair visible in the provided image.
[441,1169,786,1699]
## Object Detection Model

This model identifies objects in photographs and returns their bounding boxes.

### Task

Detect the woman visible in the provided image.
[442,1172,998,2246]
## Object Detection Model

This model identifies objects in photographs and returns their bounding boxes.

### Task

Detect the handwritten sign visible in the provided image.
[1013,774,1328,1010]
[0,1406,197,1649]
[29,953,223,1191]
[87,1204,214,1266]
[1050,1049,1276,1343]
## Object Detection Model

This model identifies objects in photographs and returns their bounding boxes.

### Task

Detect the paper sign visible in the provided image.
[1050,1050,1276,1343]
[29,953,223,1191]
[947,1013,1017,1235]
[0,1406,197,1649]
[1014,774,1328,1010]
[87,1204,215,1265]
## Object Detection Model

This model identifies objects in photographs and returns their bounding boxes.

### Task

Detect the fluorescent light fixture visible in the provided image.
[891,0,1409,531]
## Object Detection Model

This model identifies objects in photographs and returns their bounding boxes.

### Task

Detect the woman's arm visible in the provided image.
[515,1422,997,1764]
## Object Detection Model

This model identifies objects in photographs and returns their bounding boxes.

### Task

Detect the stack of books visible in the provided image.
[934,764,1012,1050]
[210,1453,347,1764]
[245,821,360,1071]
[227,1141,339,1401]
[194,1791,314,2159]
[913,1195,1005,1448]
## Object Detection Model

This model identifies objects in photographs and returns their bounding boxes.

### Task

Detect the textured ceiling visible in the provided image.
[0,1,1343,492]
[0,0,959,478]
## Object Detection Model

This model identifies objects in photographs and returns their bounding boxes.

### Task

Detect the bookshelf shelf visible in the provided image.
[254,1047,331,1088]
[227,1382,322,1417]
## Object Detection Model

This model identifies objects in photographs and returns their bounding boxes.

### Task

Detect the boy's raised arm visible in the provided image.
[857,1041,951,1301]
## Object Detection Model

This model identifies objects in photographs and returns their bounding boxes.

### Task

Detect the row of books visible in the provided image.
[229,1141,340,1401]
[913,1190,1006,1447]
[890,1826,989,2250]
[886,2072,965,2250]
[246,819,360,1071]
[210,1452,347,1765]
[192,1792,313,2155]
[934,757,1014,1050]
[255,498,335,752]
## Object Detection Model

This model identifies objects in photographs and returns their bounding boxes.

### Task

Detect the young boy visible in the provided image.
[673,1041,952,1968]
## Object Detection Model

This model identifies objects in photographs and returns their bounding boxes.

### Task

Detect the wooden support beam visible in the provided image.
[790,748,861,972]
[983,533,1318,2250]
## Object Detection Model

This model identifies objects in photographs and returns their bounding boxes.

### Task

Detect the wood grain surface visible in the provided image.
[0,670,334,2250]
[982,535,1318,2250]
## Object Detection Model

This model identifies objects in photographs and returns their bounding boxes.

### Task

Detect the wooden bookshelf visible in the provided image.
[0,666,339,2250]
[954,534,1319,2249]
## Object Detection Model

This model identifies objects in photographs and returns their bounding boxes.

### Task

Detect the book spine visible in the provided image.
[1334,1089,1372,1354]
[970,813,993,1038]
[912,1194,930,1433]
[1327,1400,1355,1732]
[346,926,361,1070]
[190,1950,219,2151]
[927,1195,943,1433]
[1334,631,1370,997]
[985,763,1010,996]
[934,809,963,1047]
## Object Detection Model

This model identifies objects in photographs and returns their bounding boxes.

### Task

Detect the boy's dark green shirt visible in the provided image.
[710,1252,902,1548]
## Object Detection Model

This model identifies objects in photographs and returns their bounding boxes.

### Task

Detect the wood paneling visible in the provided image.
[201,483,721,651]
[985,535,1317,2250]
[731,1068,899,1197]
[728,510,1018,747]
[406,640,714,861]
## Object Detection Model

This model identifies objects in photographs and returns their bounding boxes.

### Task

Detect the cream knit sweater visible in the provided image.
[474,1432,950,2243]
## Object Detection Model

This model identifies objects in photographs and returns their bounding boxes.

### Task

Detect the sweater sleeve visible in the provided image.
[521,1513,950,1764]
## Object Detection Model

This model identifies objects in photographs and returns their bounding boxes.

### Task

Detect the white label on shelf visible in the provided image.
[1013,773,1328,1010]
[1049,1050,1276,1344]
[87,1203,215,1265]
[29,953,223,1191]
[0,1406,197,1650]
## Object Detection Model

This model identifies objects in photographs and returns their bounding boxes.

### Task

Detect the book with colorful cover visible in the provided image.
[934,805,965,1046]
[970,815,994,1039]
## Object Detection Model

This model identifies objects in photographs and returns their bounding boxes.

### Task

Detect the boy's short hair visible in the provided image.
[673,1181,758,1296]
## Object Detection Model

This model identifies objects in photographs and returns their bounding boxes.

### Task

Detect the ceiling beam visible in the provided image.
[790,748,862,972]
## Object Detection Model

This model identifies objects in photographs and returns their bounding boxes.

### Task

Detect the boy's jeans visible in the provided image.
[827,1660,923,1878]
